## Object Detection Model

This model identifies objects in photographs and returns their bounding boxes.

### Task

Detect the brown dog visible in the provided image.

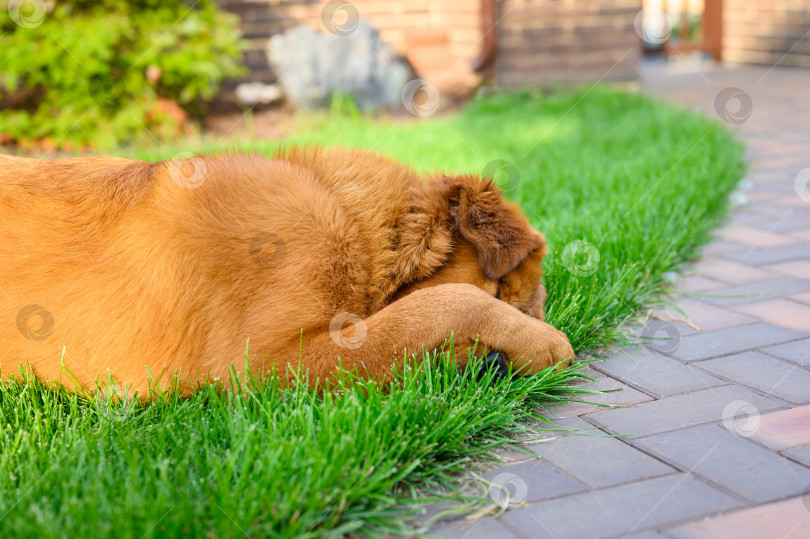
[0,148,574,396]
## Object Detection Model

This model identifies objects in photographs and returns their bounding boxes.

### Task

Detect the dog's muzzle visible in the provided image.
[478,350,510,380]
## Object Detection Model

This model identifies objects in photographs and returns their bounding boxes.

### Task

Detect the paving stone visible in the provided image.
[417,499,467,529]
[699,240,752,259]
[733,298,810,333]
[747,406,810,451]
[639,315,699,338]
[520,416,674,489]
[493,416,589,465]
[690,257,778,285]
[593,346,726,398]
[783,445,810,468]
[428,516,522,539]
[498,474,740,539]
[718,243,810,266]
[664,496,810,539]
[585,385,783,437]
[695,352,810,404]
[729,201,794,220]
[761,338,810,367]
[792,292,810,305]
[700,278,810,308]
[763,260,810,280]
[756,213,810,233]
[492,447,536,466]
[745,167,795,183]
[788,227,810,242]
[625,532,671,539]
[633,319,700,351]
[734,210,774,227]
[480,459,587,504]
[717,224,799,248]
[634,424,810,504]
[539,367,654,418]
[658,296,759,333]
[756,168,809,190]
[771,195,810,209]
[666,323,806,362]
[675,274,727,293]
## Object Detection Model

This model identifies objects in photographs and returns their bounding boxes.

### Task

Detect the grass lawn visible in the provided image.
[0,88,744,537]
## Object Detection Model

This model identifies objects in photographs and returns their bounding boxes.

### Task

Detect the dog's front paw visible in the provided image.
[547,330,575,370]
[507,320,575,375]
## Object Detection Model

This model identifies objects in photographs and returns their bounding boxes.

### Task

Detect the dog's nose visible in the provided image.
[478,350,510,380]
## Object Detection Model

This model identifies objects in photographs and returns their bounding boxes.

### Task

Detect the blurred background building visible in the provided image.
[3,0,809,151]
[221,0,810,97]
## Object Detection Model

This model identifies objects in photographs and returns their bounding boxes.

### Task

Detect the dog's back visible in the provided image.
[1,155,177,390]
[0,150,424,393]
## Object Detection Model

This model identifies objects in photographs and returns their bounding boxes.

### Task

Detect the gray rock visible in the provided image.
[267,21,415,111]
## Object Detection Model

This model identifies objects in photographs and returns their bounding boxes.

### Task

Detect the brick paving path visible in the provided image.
[427,65,810,538]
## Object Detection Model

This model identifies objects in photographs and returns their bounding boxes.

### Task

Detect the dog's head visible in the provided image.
[393,174,548,319]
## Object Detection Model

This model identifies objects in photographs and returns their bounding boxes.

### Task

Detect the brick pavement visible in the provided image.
[427,64,810,538]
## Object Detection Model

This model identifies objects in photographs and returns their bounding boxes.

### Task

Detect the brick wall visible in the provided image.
[219,0,482,92]
[724,0,810,68]
[495,0,642,88]
[219,0,644,93]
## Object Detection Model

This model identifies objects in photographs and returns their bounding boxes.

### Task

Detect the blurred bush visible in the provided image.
[0,0,246,151]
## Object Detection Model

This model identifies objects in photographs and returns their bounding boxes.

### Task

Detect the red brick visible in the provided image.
[733,298,810,333]
[667,496,810,539]
[717,224,800,248]
[692,257,778,285]
[763,260,810,280]
[749,406,810,451]
[788,228,810,243]
[405,30,448,48]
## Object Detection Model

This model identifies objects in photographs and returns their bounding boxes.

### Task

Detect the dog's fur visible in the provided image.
[0,148,574,396]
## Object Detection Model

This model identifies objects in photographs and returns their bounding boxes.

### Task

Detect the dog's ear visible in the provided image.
[445,175,546,280]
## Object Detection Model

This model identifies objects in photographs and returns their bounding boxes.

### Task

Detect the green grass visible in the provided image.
[0,88,745,537]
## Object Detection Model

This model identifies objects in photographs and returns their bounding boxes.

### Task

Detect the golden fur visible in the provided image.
[0,148,574,396]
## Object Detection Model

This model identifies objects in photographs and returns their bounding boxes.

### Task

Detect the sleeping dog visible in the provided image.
[0,148,574,396]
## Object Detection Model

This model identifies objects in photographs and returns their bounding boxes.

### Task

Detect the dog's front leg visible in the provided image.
[269,283,574,385]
